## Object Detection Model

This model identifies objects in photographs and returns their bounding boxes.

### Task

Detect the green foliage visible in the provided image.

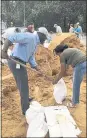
[1,1,86,32]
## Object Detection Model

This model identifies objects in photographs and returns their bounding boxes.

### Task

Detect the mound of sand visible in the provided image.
[49,33,85,52]
[60,35,85,53]
[48,33,75,51]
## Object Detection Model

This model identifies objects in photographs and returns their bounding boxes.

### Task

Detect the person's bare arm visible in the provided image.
[52,63,66,84]
[2,39,13,59]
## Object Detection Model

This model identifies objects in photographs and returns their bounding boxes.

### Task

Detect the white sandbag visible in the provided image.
[26,113,48,137]
[26,101,44,124]
[45,106,81,137]
[44,108,62,137]
[53,78,67,104]
[26,101,48,137]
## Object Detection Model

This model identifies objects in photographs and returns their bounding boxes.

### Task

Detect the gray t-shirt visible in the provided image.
[60,48,86,67]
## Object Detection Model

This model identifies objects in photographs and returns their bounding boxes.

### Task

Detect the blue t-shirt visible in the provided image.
[74,27,82,37]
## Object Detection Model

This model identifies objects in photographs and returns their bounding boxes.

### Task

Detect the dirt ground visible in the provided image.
[1,33,86,137]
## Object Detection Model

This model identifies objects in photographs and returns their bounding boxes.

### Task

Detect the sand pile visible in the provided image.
[60,35,86,53]
[48,33,75,51]
[2,65,11,77]
[49,33,85,53]
[2,33,86,137]
[36,46,61,75]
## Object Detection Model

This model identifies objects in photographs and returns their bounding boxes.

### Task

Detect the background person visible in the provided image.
[27,22,35,33]
[38,27,52,43]
[69,24,74,33]
[54,24,62,34]
[76,22,83,39]
[76,22,83,33]
[74,23,82,39]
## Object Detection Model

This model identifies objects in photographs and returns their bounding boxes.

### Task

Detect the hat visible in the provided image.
[38,27,49,38]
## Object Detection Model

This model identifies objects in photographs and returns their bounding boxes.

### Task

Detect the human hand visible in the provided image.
[38,69,45,76]
[34,66,45,76]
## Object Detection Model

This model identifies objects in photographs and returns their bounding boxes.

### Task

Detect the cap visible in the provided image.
[38,27,49,38]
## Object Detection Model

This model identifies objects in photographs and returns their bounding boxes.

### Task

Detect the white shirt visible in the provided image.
[55,26,62,33]
[69,27,74,33]
[2,27,16,39]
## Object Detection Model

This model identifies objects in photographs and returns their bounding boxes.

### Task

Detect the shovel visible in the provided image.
[9,56,47,78]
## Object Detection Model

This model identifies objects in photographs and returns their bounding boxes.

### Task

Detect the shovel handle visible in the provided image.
[9,56,44,76]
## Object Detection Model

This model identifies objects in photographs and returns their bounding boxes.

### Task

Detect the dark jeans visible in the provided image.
[8,59,29,115]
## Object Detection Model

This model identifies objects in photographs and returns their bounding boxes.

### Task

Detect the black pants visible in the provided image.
[8,59,29,115]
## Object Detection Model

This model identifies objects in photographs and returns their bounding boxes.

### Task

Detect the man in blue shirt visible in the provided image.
[2,27,49,115]
[74,24,82,38]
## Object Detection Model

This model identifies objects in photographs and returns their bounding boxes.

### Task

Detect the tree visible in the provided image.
[1,1,86,32]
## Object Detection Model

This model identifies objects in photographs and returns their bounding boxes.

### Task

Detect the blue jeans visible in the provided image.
[72,61,86,104]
